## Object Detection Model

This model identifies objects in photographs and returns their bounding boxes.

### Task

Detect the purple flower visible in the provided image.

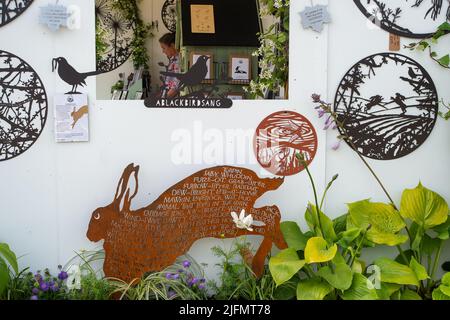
[331,140,341,151]
[40,282,49,292]
[317,109,325,118]
[191,277,199,285]
[182,260,191,268]
[32,287,39,295]
[177,269,184,273]
[200,278,206,283]
[166,273,173,280]
[50,285,59,292]
[58,271,68,280]
[30,295,38,301]
[198,284,206,290]
[312,94,321,103]
[172,274,180,280]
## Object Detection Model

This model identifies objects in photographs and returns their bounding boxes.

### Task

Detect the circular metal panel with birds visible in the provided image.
[95,0,135,73]
[162,0,177,32]
[254,111,318,177]
[0,50,48,161]
[333,52,438,160]
[0,0,34,28]
[86,164,287,282]
[354,0,450,38]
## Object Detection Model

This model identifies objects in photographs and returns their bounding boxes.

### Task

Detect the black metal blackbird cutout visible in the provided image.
[334,52,438,160]
[0,50,48,161]
[52,57,101,94]
[0,0,34,28]
[354,0,450,38]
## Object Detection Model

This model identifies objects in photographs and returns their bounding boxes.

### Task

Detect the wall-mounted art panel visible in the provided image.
[0,50,48,161]
[0,0,33,28]
[162,0,177,32]
[354,0,450,38]
[334,53,438,160]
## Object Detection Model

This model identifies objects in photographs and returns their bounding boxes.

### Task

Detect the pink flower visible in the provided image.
[331,140,341,151]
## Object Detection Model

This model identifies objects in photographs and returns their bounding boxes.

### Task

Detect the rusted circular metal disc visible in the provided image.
[254,111,318,177]
[334,52,438,160]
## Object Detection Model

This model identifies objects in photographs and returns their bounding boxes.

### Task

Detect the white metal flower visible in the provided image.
[231,209,255,232]
[66,265,81,290]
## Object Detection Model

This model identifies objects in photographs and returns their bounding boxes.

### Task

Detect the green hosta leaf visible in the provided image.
[305,204,337,242]
[274,278,299,300]
[400,183,448,229]
[296,278,333,300]
[401,289,422,300]
[422,234,442,255]
[409,257,429,281]
[394,249,414,265]
[304,237,337,264]
[269,248,305,286]
[432,288,450,300]
[333,214,348,234]
[376,283,402,300]
[280,221,308,251]
[374,258,419,286]
[318,263,353,291]
[441,273,450,286]
[439,285,450,296]
[340,274,378,300]
[337,228,361,248]
[348,200,408,246]
[0,243,18,274]
[433,217,450,240]
[352,260,365,274]
[0,258,8,296]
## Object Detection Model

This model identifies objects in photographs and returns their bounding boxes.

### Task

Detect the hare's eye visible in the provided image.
[94,212,101,220]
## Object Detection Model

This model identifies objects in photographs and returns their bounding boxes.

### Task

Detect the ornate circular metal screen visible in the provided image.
[0,0,34,27]
[334,53,438,160]
[95,0,135,73]
[0,50,48,161]
[162,0,177,32]
[354,0,450,38]
[254,111,318,177]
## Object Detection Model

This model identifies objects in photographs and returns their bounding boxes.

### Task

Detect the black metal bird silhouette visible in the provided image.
[52,57,101,94]
[391,93,408,114]
[366,95,384,111]
[160,55,209,89]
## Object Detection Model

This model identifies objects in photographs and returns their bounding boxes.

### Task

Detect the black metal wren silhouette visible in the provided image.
[52,57,101,94]
[334,52,438,160]
[160,55,209,90]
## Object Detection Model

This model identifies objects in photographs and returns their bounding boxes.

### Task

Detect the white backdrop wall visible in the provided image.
[0,0,448,281]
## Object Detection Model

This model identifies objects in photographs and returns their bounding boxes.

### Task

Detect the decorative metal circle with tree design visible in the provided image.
[254,111,318,177]
[334,53,438,160]
[0,0,34,28]
[161,0,177,32]
[95,0,135,73]
[0,50,48,161]
[354,0,450,38]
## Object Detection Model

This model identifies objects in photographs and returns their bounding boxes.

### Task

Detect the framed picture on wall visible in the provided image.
[229,55,251,83]
[190,52,214,82]
[226,93,245,100]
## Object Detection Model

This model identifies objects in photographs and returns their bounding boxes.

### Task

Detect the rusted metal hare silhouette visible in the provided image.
[87,164,287,282]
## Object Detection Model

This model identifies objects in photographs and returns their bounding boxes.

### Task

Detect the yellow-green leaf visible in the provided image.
[409,257,429,281]
[375,258,419,286]
[269,248,305,286]
[304,237,337,264]
[280,221,308,251]
[340,274,378,300]
[305,204,337,242]
[401,289,422,300]
[432,288,450,300]
[318,263,353,291]
[296,278,333,300]
[400,183,448,229]
[348,200,408,246]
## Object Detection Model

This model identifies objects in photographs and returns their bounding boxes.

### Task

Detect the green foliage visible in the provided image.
[248,0,290,98]
[95,21,108,63]
[210,240,277,300]
[0,243,20,299]
[404,22,450,69]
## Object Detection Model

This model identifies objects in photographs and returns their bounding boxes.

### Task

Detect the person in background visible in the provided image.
[159,33,180,98]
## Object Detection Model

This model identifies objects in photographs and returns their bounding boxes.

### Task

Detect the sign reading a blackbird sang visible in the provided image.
[334,53,438,160]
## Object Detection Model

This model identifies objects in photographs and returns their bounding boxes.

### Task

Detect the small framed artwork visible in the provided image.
[190,4,215,34]
[229,55,251,83]
[120,90,128,100]
[134,91,143,100]
[111,90,122,100]
[190,52,214,82]
[227,93,245,100]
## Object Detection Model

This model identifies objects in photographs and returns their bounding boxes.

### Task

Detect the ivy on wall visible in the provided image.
[247,0,290,99]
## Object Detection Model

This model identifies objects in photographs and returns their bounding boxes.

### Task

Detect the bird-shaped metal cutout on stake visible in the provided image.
[160,55,209,91]
[52,57,102,94]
